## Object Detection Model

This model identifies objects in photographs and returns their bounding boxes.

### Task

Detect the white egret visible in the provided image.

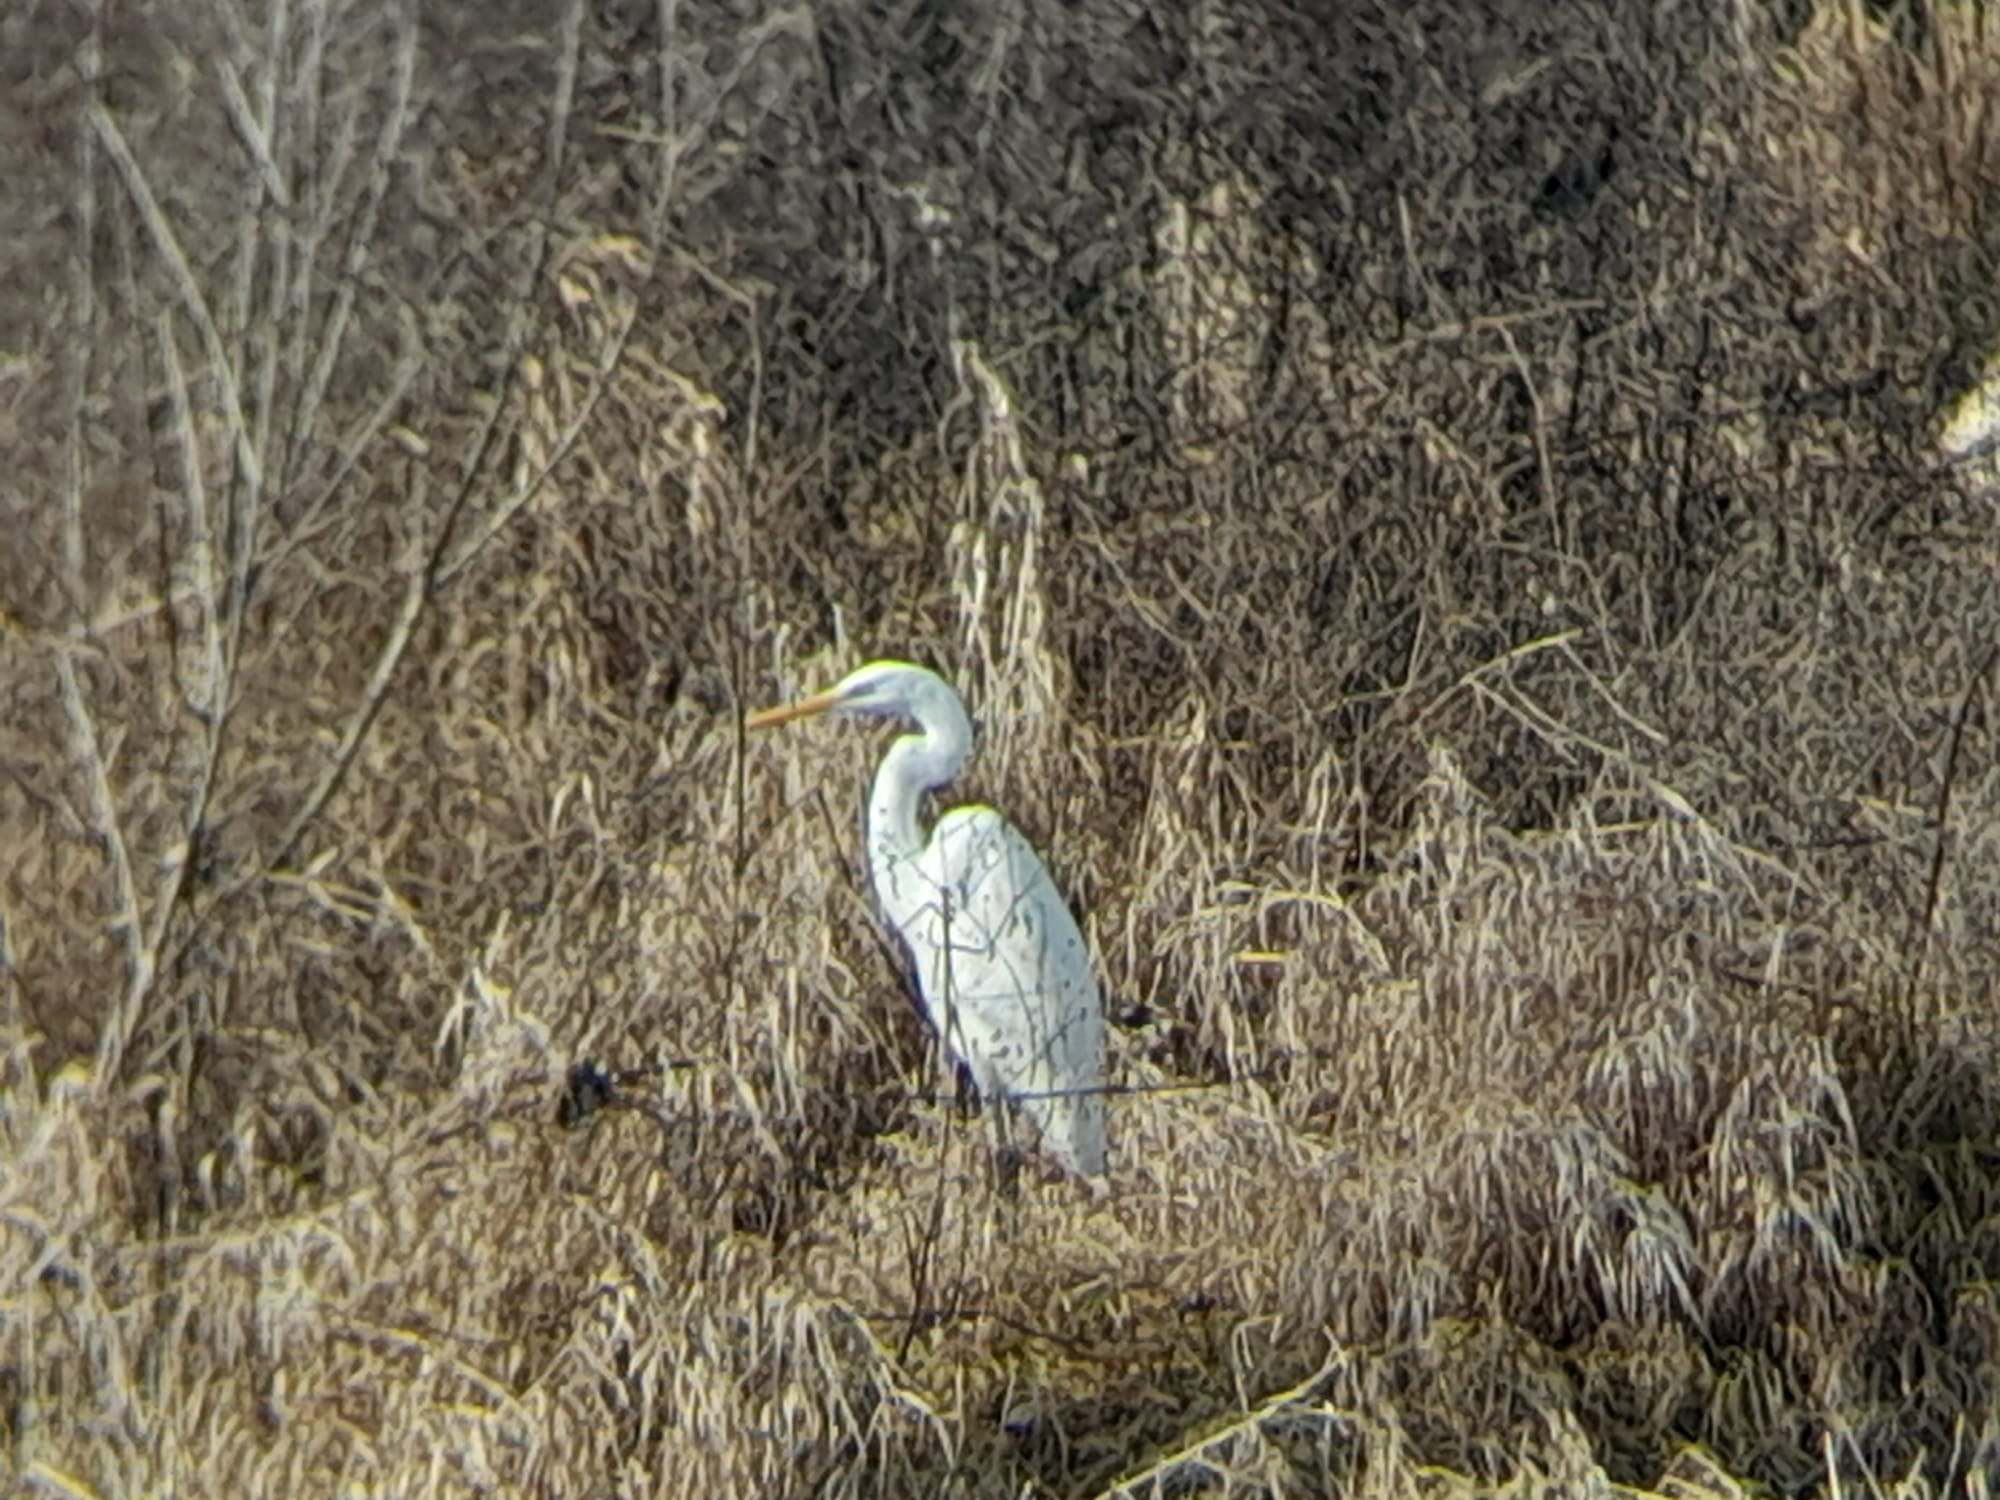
[747,661,1107,1177]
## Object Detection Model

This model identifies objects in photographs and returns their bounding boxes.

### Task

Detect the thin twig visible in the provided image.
[61,5,101,619]
[88,102,263,496]
[267,472,433,872]
[213,55,291,208]
[289,3,416,470]
[58,650,154,1084]
[260,321,426,589]
[141,314,229,976]
[60,4,157,1086]
[432,300,643,589]
[1906,642,1999,1005]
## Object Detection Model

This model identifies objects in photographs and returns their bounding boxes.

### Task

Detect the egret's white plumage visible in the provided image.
[747,661,1107,1176]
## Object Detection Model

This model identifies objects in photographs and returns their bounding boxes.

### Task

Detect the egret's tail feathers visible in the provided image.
[1029,1091,1108,1178]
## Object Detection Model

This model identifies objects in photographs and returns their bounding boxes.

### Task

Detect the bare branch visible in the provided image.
[57,649,153,1084]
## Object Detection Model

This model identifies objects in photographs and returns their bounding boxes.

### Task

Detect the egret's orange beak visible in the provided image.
[745,688,840,730]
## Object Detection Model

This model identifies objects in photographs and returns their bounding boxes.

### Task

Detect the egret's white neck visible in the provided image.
[865,696,972,916]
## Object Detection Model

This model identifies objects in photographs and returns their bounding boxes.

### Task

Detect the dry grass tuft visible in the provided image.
[5,1,2000,1496]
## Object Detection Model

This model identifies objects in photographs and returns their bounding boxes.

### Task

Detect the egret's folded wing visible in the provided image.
[896,806,1107,1175]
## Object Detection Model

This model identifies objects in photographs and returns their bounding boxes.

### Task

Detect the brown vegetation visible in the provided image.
[5,0,2000,1495]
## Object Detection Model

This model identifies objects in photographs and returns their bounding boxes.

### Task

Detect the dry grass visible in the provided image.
[5,0,2000,1496]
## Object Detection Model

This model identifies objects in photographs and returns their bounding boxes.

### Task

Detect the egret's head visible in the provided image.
[745,660,949,731]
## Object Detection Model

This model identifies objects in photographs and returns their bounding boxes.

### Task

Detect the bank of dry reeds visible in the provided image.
[5,1,2000,1496]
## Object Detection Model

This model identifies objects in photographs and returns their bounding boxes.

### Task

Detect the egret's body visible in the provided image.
[748,662,1106,1176]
